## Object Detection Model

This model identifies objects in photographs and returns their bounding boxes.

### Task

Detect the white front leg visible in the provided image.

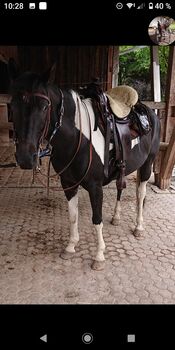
[65,193,79,253]
[91,222,106,270]
[94,222,105,261]
[135,181,147,233]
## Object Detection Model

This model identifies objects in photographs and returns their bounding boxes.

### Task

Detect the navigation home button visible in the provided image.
[40,334,47,343]
[82,333,93,344]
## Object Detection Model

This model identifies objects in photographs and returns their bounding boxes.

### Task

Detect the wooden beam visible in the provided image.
[159,126,175,189]
[159,142,169,151]
[119,46,147,56]
[0,95,166,110]
[0,122,13,130]
[0,94,11,104]
[141,101,165,109]
[0,104,9,144]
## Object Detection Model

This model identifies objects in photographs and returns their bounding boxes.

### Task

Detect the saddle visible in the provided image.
[80,80,151,189]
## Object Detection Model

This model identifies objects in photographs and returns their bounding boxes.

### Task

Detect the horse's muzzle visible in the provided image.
[15,152,38,169]
[15,143,38,169]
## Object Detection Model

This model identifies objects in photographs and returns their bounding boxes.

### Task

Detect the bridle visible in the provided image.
[13,89,64,155]
[14,89,93,192]
[20,91,64,147]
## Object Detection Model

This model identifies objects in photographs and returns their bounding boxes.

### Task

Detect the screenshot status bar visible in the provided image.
[0,2,174,12]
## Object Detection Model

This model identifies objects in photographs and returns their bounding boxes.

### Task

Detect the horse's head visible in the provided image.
[10,64,56,169]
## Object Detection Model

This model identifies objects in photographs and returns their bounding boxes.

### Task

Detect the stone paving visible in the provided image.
[0,145,175,304]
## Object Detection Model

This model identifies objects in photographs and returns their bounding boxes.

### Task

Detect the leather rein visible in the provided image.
[21,90,93,192]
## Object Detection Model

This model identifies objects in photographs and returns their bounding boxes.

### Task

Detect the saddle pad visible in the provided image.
[106,85,138,119]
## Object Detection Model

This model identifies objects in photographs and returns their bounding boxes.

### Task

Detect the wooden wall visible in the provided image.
[0,45,113,145]
[17,46,112,90]
[0,46,18,62]
[0,46,18,93]
[0,46,113,92]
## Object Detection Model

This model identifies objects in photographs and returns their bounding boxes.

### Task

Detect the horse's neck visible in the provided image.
[49,91,78,149]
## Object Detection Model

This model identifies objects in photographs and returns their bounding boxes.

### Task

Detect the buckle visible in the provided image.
[39,148,51,158]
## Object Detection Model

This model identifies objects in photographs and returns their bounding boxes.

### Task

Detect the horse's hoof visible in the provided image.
[111,217,119,226]
[133,229,143,238]
[91,260,105,271]
[60,250,75,260]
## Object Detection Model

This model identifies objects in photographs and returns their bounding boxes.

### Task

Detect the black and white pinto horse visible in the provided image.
[10,69,160,270]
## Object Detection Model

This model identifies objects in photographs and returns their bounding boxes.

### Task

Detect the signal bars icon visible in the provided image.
[137,3,145,9]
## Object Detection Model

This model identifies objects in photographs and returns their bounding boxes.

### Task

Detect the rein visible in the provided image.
[57,96,83,176]
[31,92,93,193]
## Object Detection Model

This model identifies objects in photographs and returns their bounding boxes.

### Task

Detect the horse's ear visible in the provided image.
[8,57,20,81]
[42,63,57,84]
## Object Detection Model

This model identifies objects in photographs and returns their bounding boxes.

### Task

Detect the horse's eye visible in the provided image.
[43,105,48,112]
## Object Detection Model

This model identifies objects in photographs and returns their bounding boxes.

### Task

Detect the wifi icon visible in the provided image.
[126,3,134,8]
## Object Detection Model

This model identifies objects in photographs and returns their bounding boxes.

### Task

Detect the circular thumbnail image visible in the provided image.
[148,16,175,45]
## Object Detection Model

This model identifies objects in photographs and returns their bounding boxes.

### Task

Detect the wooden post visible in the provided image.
[159,126,175,189]
[151,46,161,103]
[0,103,9,144]
[164,46,175,143]
[112,46,119,87]
[150,46,162,185]
[157,46,175,189]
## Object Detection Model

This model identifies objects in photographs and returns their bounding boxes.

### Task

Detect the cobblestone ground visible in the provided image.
[0,145,175,304]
